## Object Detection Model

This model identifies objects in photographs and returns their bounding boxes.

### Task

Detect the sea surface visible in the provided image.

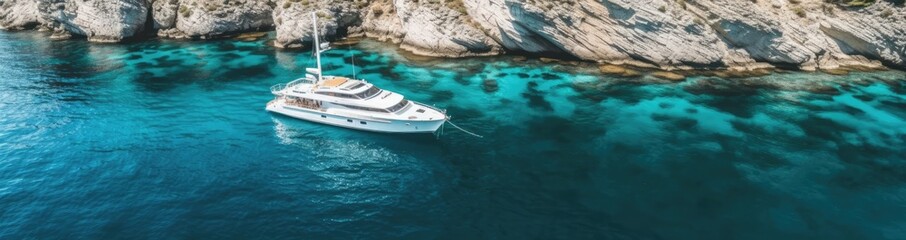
[1,31,905,239]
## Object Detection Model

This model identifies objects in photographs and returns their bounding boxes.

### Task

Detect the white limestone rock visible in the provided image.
[173,0,275,38]
[273,0,501,57]
[461,0,902,70]
[357,0,405,43]
[465,0,731,68]
[1,0,903,70]
[390,0,501,57]
[689,0,817,67]
[151,0,178,29]
[37,0,148,42]
[0,0,40,30]
[272,0,361,48]
[820,2,906,68]
[687,0,889,70]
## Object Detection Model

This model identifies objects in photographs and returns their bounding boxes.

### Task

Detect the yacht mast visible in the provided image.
[350,46,357,80]
[311,12,322,83]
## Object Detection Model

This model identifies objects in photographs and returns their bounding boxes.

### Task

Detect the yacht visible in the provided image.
[266,12,447,133]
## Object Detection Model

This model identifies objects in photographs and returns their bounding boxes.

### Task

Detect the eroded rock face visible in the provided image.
[272,0,501,57]
[272,0,361,48]
[2,0,904,70]
[820,2,906,68]
[151,0,178,30]
[266,0,906,69]
[687,0,894,70]
[0,0,41,30]
[465,0,733,69]
[37,0,148,42]
[390,0,501,57]
[171,0,275,38]
[357,0,405,43]
[460,0,900,70]
[691,0,818,67]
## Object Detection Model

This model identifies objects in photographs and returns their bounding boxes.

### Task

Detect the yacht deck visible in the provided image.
[319,78,348,88]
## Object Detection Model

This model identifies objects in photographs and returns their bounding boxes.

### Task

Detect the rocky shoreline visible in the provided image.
[1,0,904,72]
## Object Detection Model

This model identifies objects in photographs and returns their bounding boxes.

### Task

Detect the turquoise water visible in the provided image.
[1,31,905,239]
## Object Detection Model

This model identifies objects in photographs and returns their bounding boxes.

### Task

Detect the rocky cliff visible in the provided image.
[1,0,904,70]
[0,0,40,30]
[156,0,275,39]
[36,0,148,42]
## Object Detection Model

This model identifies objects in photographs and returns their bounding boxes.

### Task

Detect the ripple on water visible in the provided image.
[1,31,905,239]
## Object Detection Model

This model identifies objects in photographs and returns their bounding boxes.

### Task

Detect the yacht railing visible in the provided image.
[415,101,447,115]
[271,78,315,95]
[270,83,287,95]
[287,78,315,88]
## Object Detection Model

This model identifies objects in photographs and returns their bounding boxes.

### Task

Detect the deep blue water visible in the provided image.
[1,30,905,239]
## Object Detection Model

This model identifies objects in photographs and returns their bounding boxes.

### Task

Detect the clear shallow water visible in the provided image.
[0,31,905,239]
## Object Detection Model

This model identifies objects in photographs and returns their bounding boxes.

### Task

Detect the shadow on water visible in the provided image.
[360,62,402,80]
[343,53,380,67]
[522,115,606,143]
[2,35,126,103]
[444,106,485,119]
[428,90,455,103]
[684,77,761,96]
[215,64,274,82]
[117,38,283,91]
[571,80,655,104]
[523,81,553,111]
[133,69,209,92]
[32,41,125,80]
[3,31,906,240]
[832,142,906,189]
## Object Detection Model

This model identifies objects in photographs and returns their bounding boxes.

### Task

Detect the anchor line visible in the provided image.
[444,119,484,138]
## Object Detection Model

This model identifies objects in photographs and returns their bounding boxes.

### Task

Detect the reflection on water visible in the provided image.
[0,30,905,239]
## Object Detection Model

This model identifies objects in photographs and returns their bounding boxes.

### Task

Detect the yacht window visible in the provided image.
[347,119,353,123]
[321,115,327,118]
[336,103,388,113]
[386,100,410,113]
[355,86,382,99]
[360,121,367,125]
[416,109,426,113]
[348,82,366,90]
[316,92,358,99]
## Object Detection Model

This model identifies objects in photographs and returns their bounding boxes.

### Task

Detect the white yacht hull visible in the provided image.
[266,102,445,134]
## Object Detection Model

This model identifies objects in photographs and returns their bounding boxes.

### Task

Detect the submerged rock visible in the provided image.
[482,79,499,92]
[48,29,71,40]
[599,64,641,77]
[539,58,559,63]
[599,65,626,75]
[712,68,774,78]
[821,68,850,76]
[652,71,686,82]
[235,32,268,41]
